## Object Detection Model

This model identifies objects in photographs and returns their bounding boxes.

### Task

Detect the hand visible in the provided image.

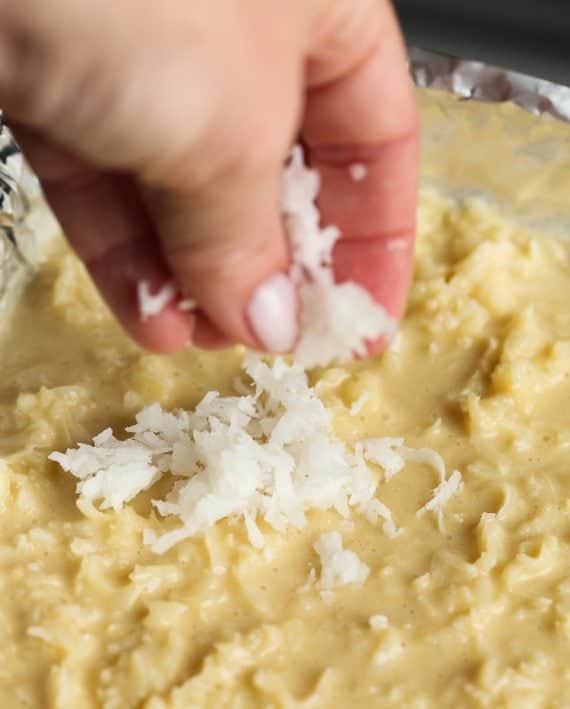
[0,0,418,354]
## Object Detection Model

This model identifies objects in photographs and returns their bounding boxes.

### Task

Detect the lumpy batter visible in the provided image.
[1,190,570,708]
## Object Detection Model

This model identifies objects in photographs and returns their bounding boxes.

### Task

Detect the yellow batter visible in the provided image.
[1,187,570,708]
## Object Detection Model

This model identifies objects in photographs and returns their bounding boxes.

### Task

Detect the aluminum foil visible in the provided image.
[410,49,570,237]
[1,48,570,312]
[0,120,35,313]
[410,48,570,123]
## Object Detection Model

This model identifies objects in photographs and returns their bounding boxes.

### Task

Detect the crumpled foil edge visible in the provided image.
[410,48,570,123]
[0,117,37,312]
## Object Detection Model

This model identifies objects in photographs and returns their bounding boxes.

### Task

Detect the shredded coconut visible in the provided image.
[243,513,265,549]
[359,438,406,481]
[27,626,51,642]
[283,147,397,368]
[349,392,370,416]
[363,499,400,538]
[49,426,162,511]
[313,532,369,591]
[400,446,447,484]
[417,469,462,516]
[348,163,368,182]
[134,147,394,365]
[50,357,460,554]
[369,614,389,631]
[137,281,178,321]
[178,298,197,312]
[374,633,404,665]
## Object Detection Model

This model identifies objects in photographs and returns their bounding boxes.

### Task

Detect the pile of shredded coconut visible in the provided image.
[137,146,395,369]
[50,356,461,555]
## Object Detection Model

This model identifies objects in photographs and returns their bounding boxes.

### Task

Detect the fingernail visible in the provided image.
[247,273,297,353]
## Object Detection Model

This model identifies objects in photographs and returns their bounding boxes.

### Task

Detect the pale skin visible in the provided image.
[0,0,418,355]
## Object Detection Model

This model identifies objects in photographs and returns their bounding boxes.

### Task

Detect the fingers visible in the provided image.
[15,119,300,357]
[46,173,193,354]
[2,0,301,356]
[13,127,195,353]
[144,162,298,354]
[41,167,237,353]
[13,126,297,356]
[6,0,417,362]
[304,0,419,350]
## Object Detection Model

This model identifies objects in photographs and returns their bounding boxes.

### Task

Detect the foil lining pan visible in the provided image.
[410,48,570,123]
[1,48,570,312]
[410,49,570,236]
[0,120,34,314]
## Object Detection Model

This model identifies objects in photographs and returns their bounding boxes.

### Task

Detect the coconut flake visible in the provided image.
[48,435,161,512]
[362,498,399,538]
[178,298,197,312]
[27,626,51,642]
[418,469,462,516]
[137,281,178,321]
[244,513,265,549]
[313,531,370,590]
[349,392,370,416]
[359,438,407,481]
[399,446,447,484]
[136,147,395,366]
[348,163,368,182]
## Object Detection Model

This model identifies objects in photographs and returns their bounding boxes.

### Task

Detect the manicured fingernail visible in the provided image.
[247,273,297,353]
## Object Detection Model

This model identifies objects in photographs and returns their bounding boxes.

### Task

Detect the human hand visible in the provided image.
[0,0,418,354]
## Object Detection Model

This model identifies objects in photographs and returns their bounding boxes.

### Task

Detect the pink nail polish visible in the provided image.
[247,273,297,353]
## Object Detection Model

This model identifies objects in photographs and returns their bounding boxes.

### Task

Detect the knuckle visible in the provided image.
[0,29,55,123]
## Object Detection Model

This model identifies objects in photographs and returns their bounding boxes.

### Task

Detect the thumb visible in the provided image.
[145,162,298,353]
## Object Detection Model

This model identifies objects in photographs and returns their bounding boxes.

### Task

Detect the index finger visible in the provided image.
[303,0,418,350]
